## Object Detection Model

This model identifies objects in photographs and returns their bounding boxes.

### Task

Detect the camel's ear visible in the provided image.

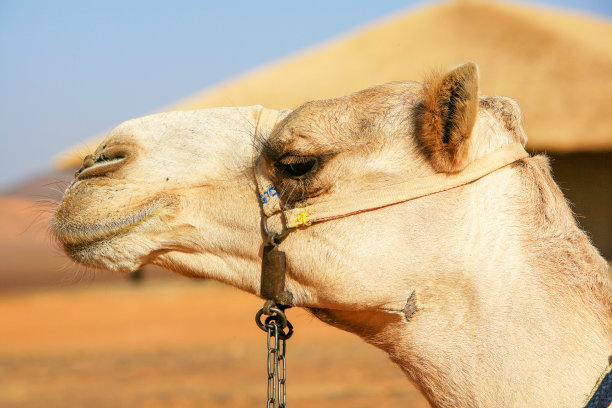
[414,62,479,173]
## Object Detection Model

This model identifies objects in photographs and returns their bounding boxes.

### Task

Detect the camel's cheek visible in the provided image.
[281,207,419,310]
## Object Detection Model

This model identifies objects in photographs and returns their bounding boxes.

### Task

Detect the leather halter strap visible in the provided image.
[255,140,529,230]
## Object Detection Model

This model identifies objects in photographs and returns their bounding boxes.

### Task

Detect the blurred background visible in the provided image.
[1,0,611,407]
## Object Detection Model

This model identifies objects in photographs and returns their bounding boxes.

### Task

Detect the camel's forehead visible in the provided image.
[266,82,423,155]
[294,81,422,119]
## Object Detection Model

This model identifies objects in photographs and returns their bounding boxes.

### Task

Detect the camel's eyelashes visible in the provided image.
[276,156,318,178]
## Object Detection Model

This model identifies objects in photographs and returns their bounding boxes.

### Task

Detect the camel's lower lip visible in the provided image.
[52,201,171,251]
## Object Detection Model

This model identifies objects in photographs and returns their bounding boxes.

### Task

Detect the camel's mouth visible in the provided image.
[52,199,173,255]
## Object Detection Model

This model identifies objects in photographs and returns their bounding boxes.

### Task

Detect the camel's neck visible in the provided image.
[312,156,611,408]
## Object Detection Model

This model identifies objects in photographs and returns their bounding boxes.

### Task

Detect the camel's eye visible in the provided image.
[276,155,317,178]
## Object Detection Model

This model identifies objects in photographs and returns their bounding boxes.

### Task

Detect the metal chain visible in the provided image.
[256,304,293,408]
[266,320,285,407]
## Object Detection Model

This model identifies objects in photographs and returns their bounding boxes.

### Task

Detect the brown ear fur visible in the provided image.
[414,62,479,173]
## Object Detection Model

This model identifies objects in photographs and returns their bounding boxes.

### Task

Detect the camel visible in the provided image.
[52,63,611,407]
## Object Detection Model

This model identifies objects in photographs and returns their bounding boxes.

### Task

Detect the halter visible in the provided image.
[260,141,528,230]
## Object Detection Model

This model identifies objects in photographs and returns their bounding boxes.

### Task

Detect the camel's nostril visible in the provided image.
[82,154,95,169]
[76,145,130,180]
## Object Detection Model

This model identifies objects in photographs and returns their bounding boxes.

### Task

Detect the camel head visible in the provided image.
[52,63,528,309]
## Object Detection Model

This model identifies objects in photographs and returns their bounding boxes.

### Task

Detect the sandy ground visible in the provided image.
[0,280,429,408]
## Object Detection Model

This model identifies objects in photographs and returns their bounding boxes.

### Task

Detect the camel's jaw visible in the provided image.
[51,180,179,272]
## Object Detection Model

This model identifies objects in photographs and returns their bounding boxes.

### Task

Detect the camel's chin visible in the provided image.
[65,237,147,273]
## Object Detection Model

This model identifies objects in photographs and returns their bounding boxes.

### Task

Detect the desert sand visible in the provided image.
[0,281,430,408]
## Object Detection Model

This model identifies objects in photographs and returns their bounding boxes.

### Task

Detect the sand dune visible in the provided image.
[57,0,612,168]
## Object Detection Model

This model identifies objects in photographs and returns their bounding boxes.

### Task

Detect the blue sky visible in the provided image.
[1,0,611,190]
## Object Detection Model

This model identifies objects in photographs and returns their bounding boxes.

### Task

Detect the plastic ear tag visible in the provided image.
[260,245,287,301]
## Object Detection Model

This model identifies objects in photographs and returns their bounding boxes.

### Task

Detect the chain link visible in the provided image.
[256,305,293,408]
